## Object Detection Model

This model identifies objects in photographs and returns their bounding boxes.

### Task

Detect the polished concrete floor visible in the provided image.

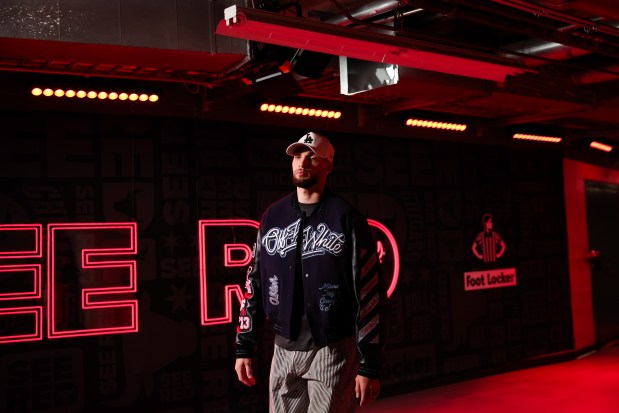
[365,343,619,413]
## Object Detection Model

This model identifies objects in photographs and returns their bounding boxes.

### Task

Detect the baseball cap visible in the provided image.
[286,132,335,163]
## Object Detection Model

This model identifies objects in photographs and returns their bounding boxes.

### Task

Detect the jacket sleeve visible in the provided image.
[235,230,266,358]
[352,215,384,379]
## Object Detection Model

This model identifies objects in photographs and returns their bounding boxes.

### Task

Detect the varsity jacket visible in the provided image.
[235,190,383,378]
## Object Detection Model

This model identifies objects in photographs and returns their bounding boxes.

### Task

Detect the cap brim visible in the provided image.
[286,142,315,156]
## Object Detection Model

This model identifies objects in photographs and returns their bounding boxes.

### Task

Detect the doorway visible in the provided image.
[585,180,619,346]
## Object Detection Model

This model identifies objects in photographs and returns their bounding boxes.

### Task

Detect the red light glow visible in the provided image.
[0,218,399,343]
[0,224,43,257]
[31,87,158,103]
[217,6,527,82]
[199,220,259,326]
[260,103,341,119]
[199,218,401,327]
[0,265,42,300]
[513,133,562,143]
[224,244,253,267]
[590,141,613,152]
[0,224,44,343]
[368,219,400,298]
[406,118,467,131]
[47,223,138,339]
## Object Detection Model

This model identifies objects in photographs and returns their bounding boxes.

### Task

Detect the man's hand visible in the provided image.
[355,375,380,407]
[235,358,256,386]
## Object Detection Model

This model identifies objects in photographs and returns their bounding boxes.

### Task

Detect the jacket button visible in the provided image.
[305,273,309,278]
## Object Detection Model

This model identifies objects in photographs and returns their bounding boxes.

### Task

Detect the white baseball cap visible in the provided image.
[286,132,334,163]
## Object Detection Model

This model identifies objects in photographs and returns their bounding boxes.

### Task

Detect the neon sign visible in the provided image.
[197,219,400,326]
[198,219,259,327]
[47,223,139,339]
[0,219,399,343]
[0,224,43,343]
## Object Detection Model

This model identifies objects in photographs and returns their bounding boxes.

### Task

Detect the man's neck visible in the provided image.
[296,185,325,204]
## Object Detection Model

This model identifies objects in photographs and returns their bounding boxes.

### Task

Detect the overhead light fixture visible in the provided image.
[512,133,562,143]
[31,87,159,102]
[406,118,467,131]
[590,141,613,152]
[217,6,531,82]
[340,57,398,96]
[259,103,342,119]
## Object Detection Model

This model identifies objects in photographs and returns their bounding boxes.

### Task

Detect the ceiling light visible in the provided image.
[512,133,562,143]
[217,6,531,82]
[406,118,467,131]
[590,141,612,152]
[31,87,159,103]
[260,103,342,119]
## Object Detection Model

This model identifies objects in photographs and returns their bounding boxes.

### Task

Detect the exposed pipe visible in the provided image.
[324,0,401,26]
[490,0,619,38]
[405,0,619,58]
[320,0,619,86]
[503,38,591,66]
[503,18,619,85]
[572,63,619,86]
[414,0,619,85]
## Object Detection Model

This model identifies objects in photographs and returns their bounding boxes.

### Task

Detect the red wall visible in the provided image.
[563,158,619,349]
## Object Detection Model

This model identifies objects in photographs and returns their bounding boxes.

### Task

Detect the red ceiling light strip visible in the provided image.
[260,103,342,119]
[512,133,562,143]
[406,118,467,131]
[32,87,159,102]
[590,141,613,152]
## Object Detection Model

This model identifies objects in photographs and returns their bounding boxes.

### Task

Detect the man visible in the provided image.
[471,213,506,263]
[234,132,383,412]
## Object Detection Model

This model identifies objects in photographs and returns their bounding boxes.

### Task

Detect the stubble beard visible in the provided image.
[292,174,318,189]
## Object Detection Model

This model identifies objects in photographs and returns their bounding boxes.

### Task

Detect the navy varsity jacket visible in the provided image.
[235,190,383,378]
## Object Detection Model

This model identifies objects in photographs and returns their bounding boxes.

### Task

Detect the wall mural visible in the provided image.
[0,112,573,412]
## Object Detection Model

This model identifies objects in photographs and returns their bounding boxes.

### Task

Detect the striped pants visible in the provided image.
[269,336,358,413]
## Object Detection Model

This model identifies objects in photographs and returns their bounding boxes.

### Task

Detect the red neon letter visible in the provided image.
[199,219,259,326]
[47,223,138,339]
[0,224,43,344]
[368,219,400,298]
[224,244,253,267]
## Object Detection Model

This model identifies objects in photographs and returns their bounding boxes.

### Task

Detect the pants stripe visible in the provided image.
[269,337,358,413]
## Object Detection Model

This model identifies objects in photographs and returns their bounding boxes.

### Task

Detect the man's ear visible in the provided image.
[326,162,334,175]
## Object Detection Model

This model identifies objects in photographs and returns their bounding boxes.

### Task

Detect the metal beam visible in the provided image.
[216,5,533,82]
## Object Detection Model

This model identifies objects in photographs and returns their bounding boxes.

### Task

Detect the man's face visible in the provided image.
[485,218,493,231]
[291,149,332,188]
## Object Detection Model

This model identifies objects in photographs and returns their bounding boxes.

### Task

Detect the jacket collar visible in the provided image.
[290,189,331,215]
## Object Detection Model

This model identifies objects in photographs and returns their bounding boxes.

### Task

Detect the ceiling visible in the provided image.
[2,0,619,163]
